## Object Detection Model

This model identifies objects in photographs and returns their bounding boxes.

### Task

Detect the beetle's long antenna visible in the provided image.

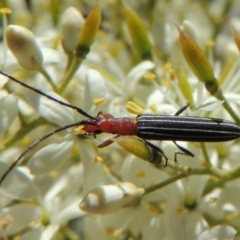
[0,120,96,185]
[0,71,94,119]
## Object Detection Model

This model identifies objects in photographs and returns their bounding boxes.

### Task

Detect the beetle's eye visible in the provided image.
[94,130,102,134]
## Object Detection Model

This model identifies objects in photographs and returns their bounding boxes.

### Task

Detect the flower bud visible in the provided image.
[79,183,144,214]
[6,25,43,70]
[124,4,151,60]
[75,2,101,58]
[178,65,194,108]
[176,24,218,94]
[60,7,85,53]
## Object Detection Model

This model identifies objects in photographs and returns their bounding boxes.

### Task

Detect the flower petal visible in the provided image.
[28,134,75,175]
[6,204,41,235]
[83,69,106,111]
[26,90,75,126]
[0,95,18,136]
[0,162,39,200]
[20,226,43,240]
[198,225,236,240]
[0,74,8,88]
[40,224,59,240]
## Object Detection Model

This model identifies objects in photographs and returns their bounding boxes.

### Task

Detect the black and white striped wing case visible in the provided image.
[136,115,240,142]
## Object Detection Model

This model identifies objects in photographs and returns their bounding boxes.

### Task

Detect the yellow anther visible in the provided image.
[209,197,218,203]
[169,69,176,81]
[75,125,86,134]
[93,156,103,163]
[49,171,59,178]
[149,104,158,114]
[144,72,156,79]
[113,100,119,106]
[126,101,144,115]
[21,136,32,147]
[114,229,123,237]
[206,39,215,47]
[136,171,145,178]
[0,8,12,14]
[105,227,114,235]
[103,165,110,174]
[93,97,104,106]
[162,63,172,71]
[176,207,185,214]
[99,44,108,50]
[148,204,159,214]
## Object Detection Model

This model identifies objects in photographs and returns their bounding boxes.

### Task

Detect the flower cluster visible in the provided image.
[0,1,240,240]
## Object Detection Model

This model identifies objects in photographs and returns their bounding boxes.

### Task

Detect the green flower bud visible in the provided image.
[178,65,194,108]
[176,24,218,90]
[124,4,152,60]
[75,2,101,58]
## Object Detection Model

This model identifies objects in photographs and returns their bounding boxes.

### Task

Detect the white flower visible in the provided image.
[1,1,240,239]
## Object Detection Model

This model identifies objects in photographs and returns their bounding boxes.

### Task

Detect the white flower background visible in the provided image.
[0,0,240,239]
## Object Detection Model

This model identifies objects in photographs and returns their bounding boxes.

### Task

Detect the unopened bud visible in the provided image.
[75,2,101,58]
[60,7,85,53]
[176,24,219,95]
[79,183,144,214]
[178,65,194,108]
[6,25,43,70]
[124,4,152,60]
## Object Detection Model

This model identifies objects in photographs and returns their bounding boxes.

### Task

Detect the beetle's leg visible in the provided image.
[97,135,120,148]
[173,141,194,163]
[174,102,190,116]
[145,140,168,166]
[97,111,114,118]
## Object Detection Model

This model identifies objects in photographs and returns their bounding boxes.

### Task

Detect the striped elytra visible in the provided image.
[137,115,240,142]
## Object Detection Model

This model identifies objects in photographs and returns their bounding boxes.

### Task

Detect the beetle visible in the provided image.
[1,70,240,185]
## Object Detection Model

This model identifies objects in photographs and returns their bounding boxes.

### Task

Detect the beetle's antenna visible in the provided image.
[0,120,97,186]
[0,71,94,119]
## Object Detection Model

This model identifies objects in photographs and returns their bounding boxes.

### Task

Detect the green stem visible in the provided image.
[200,142,212,167]
[65,52,74,72]
[143,172,188,195]
[143,160,227,196]
[215,90,240,124]
[58,56,83,93]
[203,164,240,195]
[38,67,57,92]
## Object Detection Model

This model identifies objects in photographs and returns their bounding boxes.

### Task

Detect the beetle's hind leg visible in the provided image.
[173,141,194,163]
